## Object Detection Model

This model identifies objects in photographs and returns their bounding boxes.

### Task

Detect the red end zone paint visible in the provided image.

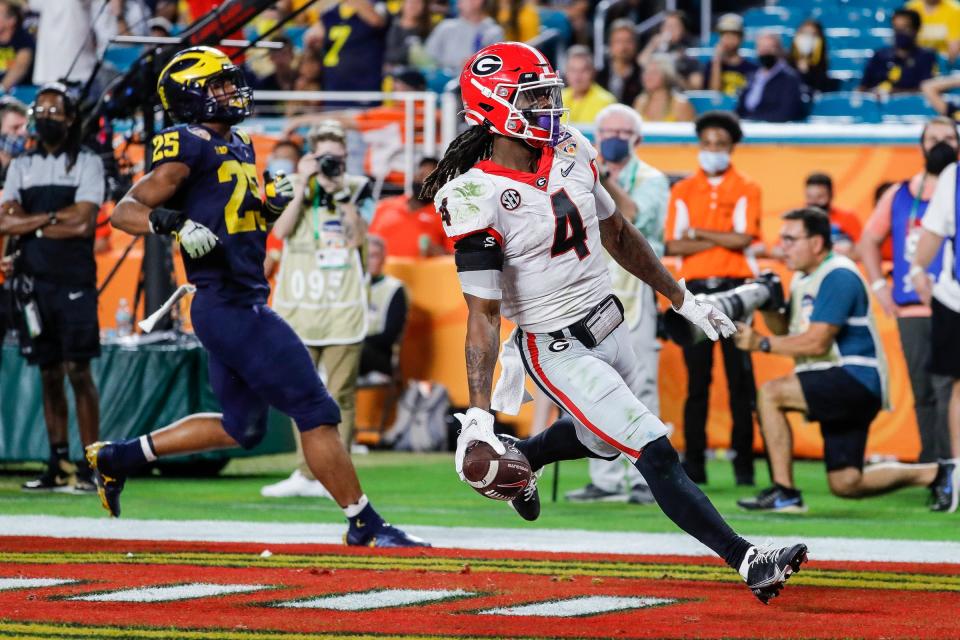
[1,537,958,639]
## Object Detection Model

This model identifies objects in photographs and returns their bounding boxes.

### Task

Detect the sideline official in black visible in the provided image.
[0,82,105,493]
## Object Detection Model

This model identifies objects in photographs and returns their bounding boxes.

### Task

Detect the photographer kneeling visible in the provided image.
[734,208,951,512]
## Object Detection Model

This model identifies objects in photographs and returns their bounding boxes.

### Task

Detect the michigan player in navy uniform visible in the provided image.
[84,46,426,548]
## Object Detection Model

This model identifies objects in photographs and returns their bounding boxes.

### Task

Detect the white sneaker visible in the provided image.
[260,470,332,499]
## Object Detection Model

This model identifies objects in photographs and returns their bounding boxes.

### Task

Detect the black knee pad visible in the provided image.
[635,436,680,476]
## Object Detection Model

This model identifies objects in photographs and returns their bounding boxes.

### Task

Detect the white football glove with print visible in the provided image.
[174,219,218,258]
[674,278,737,341]
[263,170,295,217]
[453,407,506,481]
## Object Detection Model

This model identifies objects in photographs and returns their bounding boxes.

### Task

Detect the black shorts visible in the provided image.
[797,367,881,472]
[930,298,960,379]
[19,279,100,367]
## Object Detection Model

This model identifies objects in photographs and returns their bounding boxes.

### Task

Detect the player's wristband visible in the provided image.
[148,207,184,235]
[908,264,926,279]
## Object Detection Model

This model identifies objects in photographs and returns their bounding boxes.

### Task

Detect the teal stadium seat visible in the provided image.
[285,25,308,50]
[809,91,880,122]
[881,94,938,123]
[742,7,803,30]
[10,85,38,104]
[104,46,143,72]
[685,91,737,114]
[537,8,572,46]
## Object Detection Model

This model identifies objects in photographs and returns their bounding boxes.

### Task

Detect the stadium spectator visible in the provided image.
[561,45,615,125]
[804,173,861,258]
[0,83,104,493]
[596,19,643,106]
[921,73,960,120]
[638,10,702,90]
[359,234,409,384]
[705,13,757,98]
[737,31,806,123]
[424,0,504,75]
[859,9,938,95]
[384,0,435,68]
[93,0,150,57]
[0,1,32,92]
[909,155,960,512]
[306,0,388,95]
[564,104,667,505]
[603,0,644,31]
[906,0,960,64]
[30,0,96,84]
[263,122,375,499]
[664,111,760,486]
[859,116,958,465]
[632,53,694,122]
[735,208,954,512]
[154,0,179,24]
[147,16,174,37]
[550,0,589,45]
[246,35,298,115]
[788,19,833,94]
[0,96,27,187]
[496,0,539,42]
[369,157,451,258]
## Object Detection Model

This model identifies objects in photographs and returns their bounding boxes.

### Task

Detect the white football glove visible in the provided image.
[453,407,505,481]
[673,278,737,342]
[174,219,218,258]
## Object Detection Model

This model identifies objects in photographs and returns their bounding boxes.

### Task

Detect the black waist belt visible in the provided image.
[546,294,625,349]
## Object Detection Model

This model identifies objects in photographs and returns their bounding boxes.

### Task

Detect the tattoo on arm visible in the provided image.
[464,295,501,409]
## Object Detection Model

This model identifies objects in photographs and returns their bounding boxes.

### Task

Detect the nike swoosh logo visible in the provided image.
[68,291,83,300]
[772,498,798,509]
[561,162,575,177]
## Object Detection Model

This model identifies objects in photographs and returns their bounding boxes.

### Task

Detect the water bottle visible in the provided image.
[115,298,133,338]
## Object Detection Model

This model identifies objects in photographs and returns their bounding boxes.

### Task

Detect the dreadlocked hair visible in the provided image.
[419,125,494,200]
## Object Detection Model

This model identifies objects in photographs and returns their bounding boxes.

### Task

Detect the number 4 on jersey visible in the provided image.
[550,190,589,260]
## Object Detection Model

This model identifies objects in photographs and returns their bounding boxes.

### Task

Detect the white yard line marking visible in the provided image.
[479,596,676,617]
[278,588,473,610]
[0,515,956,564]
[0,578,77,591]
[69,583,267,602]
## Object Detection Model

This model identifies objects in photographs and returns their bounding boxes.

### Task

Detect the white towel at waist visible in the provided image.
[490,327,532,415]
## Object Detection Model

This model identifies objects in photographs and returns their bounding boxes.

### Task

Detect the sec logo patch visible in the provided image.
[500,189,521,210]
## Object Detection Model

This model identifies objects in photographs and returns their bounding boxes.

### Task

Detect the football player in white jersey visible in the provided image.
[421,42,808,603]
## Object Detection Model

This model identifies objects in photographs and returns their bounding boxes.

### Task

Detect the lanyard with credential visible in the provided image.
[907,174,926,228]
[311,176,325,242]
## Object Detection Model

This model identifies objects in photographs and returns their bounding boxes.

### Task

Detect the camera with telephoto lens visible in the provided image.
[316,154,345,178]
[663,271,786,346]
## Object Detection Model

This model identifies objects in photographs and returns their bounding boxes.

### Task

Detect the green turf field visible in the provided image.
[0,452,954,541]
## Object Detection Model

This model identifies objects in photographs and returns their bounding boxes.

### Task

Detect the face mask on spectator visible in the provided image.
[924,141,958,175]
[34,118,68,146]
[599,137,632,163]
[794,33,818,56]
[894,31,916,50]
[0,133,26,157]
[267,158,295,176]
[757,53,778,69]
[698,149,730,174]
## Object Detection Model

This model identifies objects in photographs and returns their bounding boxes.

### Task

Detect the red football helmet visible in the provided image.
[460,42,566,148]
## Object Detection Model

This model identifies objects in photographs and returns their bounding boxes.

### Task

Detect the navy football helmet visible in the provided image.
[157,46,252,124]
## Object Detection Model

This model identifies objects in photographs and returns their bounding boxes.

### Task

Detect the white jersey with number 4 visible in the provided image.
[435,125,617,333]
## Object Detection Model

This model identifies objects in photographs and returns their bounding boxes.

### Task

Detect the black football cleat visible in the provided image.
[744,543,808,604]
[737,485,808,513]
[85,442,126,518]
[930,459,959,513]
[344,504,430,548]
[510,469,541,521]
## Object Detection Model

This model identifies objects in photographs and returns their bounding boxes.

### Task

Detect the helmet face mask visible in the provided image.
[158,47,253,125]
[461,43,568,149]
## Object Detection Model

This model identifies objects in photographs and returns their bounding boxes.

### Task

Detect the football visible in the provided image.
[462,439,533,501]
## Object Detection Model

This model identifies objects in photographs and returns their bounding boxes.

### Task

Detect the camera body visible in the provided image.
[316,154,345,178]
[664,271,786,346]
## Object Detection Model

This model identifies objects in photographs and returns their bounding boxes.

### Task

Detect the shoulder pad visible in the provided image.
[233,128,252,144]
[434,171,498,238]
[184,125,212,141]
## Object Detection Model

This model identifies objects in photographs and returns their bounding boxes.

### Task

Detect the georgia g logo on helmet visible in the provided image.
[470,54,503,77]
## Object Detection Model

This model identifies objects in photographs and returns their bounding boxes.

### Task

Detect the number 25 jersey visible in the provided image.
[151,124,269,305]
[435,126,617,334]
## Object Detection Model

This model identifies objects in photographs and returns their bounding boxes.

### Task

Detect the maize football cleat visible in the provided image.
[85,442,126,518]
